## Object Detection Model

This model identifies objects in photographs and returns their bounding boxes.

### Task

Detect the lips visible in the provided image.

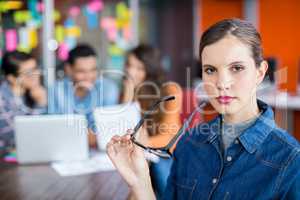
[216,96,236,104]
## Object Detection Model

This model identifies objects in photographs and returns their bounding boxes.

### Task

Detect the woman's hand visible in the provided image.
[121,78,135,103]
[29,85,47,106]
[106,130,155,200]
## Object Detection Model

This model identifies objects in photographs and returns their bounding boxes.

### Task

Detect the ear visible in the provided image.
[256,60,268,85]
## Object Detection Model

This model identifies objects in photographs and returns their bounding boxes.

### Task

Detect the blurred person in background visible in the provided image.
[120,44,182,199]
[48,44,119,147]
[0,51,46,157]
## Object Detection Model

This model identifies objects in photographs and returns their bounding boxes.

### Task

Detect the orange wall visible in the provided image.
[259,0,300,93]
[200,0,243,31]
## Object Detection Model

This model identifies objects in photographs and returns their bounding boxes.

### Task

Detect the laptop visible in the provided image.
[14,114,89,164]
[94,102,141,150]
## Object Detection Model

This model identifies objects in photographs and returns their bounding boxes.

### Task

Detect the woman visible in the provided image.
[107,19,300,199]
[0,51,47,156]
[120,44,182,199]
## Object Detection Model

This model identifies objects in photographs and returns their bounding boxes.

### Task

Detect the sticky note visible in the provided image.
[36,2,44,12]
[69,6,81,17]
[18,27,29,49]
[116,36,130,50]
[65,37,77,49]
[55,25,65,43]
[65,26,81,38]
[116,2,130,19]
[28,0,39,19]
[107,27,117,42]
[87,0,104,12]
[5,29,17,52]
[53,10,61,22]
[108,44,124,56]
[28,28,38,48]
[58,43,69,61]
[14,11,32,24]
[0,1,23,12]
[123,26,132,41]
[64,18,75,28]
[100,17,116,30]
[83,7,99,30]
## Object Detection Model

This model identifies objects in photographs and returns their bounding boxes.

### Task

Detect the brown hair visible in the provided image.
[124,44,166,136]
[199,18,264,67]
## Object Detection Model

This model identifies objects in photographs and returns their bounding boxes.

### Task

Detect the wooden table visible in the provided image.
[0,163,129,200]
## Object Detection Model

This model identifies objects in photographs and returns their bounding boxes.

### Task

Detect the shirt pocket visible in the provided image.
[171,177,197,200]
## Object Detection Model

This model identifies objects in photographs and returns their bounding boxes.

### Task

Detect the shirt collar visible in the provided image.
[238,99,276,154]
[201,99,275,154]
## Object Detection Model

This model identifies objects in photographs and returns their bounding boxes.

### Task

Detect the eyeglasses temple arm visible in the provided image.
[164,102,206,150]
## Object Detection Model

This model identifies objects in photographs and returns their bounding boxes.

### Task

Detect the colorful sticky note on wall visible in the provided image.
[5,29,18,52]
[123,26,132,41]
[69,6,81,17]
[100,17,116,30]
[87,0,104,12]
[53,10,61,22]
[65,26,81,38]
[65,37,77,49]
[0,1,23,12]
[83,7,99,30]
[108,44,124,57]
[107,27,117,42]
[36,2,44,12]
[18,27,29,50]
[58,43,69,61]
[116,2,131,20]
[28,0,40,20]
[64,18,75,28]
[55,25,65,43]
[28,28,38,49]
[14,11,32,24]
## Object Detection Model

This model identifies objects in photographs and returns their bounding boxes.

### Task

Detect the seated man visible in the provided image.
[0,51,47,156]
[48,44,119,146]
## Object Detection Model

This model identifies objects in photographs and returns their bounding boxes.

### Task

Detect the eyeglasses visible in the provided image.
[18,67,40,77]
[130,95,206,159]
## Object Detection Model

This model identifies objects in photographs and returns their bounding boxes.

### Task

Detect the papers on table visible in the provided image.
[51,153,115,176]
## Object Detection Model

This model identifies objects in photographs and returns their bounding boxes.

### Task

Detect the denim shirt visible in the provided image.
[164,100,300,200]
[48,77,119,133]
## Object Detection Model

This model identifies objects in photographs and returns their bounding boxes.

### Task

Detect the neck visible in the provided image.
[223,99,260,124]
[75,87,88,98]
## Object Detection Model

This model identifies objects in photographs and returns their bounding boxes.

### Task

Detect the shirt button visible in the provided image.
[212,178,218,184]
[234,139,239,144]
[226,156,232,162]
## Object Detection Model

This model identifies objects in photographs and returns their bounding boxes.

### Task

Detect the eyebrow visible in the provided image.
[202,61,245,68]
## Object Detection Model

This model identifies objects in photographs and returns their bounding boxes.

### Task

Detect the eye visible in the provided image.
[231,65,245,72]
[204,67,216,75]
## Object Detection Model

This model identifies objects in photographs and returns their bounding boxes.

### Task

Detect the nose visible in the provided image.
[216,72,233,91]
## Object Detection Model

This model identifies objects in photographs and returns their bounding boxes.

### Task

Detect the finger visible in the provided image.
[111,135,122,143]
[106,141,117,157]
[126,129,133,135]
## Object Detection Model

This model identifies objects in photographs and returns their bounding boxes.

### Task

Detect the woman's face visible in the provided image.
[18,59,41,89]
[125,54,146,86]
[201,35,266,116]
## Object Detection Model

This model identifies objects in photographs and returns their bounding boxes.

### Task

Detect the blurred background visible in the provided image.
[0,0,300,140]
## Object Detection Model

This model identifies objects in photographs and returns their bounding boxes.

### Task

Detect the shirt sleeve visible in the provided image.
[279,150,300,199]
[102,78,120,106]
[0,96,15,149]
[285,164,300,199]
